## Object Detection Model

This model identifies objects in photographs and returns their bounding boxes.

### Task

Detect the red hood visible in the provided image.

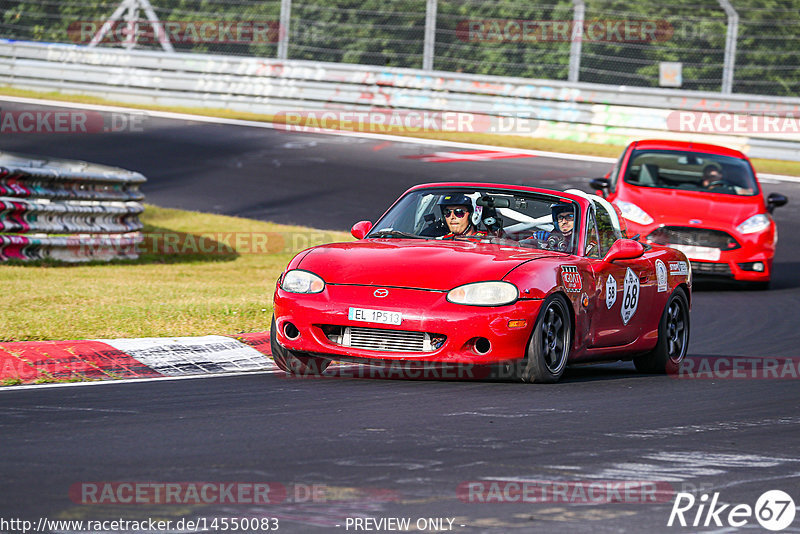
[296,240,557,290]
[621,188,764,229]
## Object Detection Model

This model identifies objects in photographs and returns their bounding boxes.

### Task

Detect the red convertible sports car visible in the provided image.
[271,183,692,383]
[590,140,787,288]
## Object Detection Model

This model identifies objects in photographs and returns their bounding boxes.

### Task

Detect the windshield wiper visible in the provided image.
[367,230,427,239]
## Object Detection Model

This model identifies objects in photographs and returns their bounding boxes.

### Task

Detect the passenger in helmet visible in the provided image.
[437,194,487,241]
[522,203,575,252]
[545,203,575,252]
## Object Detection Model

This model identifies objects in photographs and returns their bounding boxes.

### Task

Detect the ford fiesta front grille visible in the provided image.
[647,226,740,251]
[322,326,446,353]
[690,261,733,276]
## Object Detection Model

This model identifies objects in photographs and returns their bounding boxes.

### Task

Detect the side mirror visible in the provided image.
[767,192,788,213]
[590,177,610,197]
[603,239,645,263]
[351,221,373,239]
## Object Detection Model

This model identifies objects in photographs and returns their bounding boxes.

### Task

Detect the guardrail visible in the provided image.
[0,151,145,262]
[2,39,800,161]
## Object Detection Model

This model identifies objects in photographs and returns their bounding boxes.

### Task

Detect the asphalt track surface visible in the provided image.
[2,101,800,533]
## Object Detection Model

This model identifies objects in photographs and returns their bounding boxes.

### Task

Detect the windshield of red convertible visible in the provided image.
[366,188,580,253]
[623,149,758,196]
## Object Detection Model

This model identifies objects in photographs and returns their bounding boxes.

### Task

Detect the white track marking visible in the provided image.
[605,416,800,439]
[0,369,283,393]
[98,335,274,376]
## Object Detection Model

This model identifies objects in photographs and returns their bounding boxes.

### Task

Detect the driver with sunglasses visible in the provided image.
[437,194,487,241]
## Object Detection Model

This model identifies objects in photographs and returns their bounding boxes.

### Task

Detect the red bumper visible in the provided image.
[273,284,543,365]
[626,221,776,282]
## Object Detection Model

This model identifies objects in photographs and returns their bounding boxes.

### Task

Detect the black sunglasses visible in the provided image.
[443,208,468,218]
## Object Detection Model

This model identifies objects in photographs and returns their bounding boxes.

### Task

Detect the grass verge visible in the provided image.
[0,204,351,341]
[2,86,799,177]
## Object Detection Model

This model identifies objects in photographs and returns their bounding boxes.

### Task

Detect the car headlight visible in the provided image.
[616,200,654,226]
[736,214,770,234]
[447,281,518,306]
[280,269,325,293]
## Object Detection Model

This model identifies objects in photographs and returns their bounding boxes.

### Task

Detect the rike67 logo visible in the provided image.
[668,490,796,531]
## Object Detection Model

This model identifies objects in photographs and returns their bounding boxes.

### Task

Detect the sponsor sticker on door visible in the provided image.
[669,261,689,275]
[561,265,582,292]
[606,274,617,309]
[656,259,668,292]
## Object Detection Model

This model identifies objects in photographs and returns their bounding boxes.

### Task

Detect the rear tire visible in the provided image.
[634,289,690,374]
[270,317,331,376]
[519,295,572,383]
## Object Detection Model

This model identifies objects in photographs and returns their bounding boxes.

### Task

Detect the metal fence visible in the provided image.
[0,0,798,97]
[0,151,146,262]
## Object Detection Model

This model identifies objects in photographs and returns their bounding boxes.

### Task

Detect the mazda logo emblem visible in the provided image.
[374,289,389,298]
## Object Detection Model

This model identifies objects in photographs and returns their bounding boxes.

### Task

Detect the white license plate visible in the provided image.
[671,244,721,261]
[348,307,402,325]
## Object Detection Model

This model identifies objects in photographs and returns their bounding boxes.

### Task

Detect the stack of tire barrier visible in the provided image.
[0,151,145,262]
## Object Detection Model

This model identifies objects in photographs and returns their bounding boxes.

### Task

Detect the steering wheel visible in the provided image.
[546,235,565,251]
[707,180,727,189]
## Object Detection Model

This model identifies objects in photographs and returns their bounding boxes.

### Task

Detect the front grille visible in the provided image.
[647,226,740,250]
[322,326,445,353]
[690,261,732,276]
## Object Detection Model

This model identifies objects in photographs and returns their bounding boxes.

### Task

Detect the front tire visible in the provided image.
[270,317,331,376]
[519,294,572,383]
[634,289,690,374]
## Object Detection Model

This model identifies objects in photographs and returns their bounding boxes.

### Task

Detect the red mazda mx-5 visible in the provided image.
[591,140,788,288]
[271,183,692,383]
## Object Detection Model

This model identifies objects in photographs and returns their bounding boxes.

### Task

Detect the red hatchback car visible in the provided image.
[271,183,692,383]
[591,140,787,288]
